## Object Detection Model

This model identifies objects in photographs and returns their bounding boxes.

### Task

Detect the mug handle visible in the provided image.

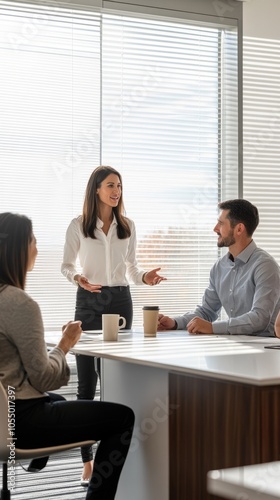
[119,316,126,329]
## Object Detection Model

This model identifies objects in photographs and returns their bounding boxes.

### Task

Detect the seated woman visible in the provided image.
[0,212,135,500]
[275,310,280,338]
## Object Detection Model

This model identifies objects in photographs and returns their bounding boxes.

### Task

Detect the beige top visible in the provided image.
[0,285,69,399]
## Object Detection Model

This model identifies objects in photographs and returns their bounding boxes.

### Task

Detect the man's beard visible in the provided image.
[217,230,235,248]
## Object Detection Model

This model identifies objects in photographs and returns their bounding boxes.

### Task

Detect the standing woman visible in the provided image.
[0,212,135,500]
[61,165,166,484]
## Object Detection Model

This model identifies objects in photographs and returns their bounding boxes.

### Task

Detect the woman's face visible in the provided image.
[27,234,38,271]
[96,173,122,209]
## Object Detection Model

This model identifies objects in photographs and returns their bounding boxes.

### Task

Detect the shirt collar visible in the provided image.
[228,240,257,264]
[96,214,118,229]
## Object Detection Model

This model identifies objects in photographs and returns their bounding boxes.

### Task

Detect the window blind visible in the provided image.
[0,1,101,327]
[101,14,239,323]
[0,1,239,329]
[243,36,280,262]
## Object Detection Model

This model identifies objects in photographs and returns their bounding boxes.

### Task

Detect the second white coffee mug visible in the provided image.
[102,314,126,341]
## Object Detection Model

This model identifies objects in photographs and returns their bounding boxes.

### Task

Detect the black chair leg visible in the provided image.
[1,463,11,500]
[27,456,49,472]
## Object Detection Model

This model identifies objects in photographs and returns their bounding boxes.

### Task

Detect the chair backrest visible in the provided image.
[0,381,10,461]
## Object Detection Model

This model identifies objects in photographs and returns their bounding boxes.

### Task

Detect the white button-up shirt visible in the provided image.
[61,215,145,287]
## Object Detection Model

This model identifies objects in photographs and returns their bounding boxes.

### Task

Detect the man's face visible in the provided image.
[213,209,236,248]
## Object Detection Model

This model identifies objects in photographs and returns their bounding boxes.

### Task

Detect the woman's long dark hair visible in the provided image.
[82,166,131,239]
[0,212,33,290]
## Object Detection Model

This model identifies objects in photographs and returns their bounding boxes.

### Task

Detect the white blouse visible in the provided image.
[61,215,145,287]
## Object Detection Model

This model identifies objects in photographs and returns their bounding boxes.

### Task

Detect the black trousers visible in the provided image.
[74,285,133,463]
[15,393,134,500]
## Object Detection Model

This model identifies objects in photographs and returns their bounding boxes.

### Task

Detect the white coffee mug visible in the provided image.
[102,314,126,341]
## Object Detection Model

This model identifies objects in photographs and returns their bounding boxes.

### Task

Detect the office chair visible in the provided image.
[0,381,95,499]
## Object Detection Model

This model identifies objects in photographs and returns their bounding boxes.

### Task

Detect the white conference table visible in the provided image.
[208,461,280,500]
[46,329,280,385]
[45,330,280,500]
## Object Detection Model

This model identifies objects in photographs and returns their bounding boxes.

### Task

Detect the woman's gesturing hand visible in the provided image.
[74,274,102,293]
[143,268,167,286]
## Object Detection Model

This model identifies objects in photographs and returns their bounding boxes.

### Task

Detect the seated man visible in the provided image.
[158,199,280,337]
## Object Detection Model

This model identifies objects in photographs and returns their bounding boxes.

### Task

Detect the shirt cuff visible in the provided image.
[212,320,229,334]
[61,267,78,285]
[142,272,147,284]
[173,316,186,330]
[69,271,79,286]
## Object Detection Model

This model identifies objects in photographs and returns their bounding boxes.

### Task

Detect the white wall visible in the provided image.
[242,0,280,260]
[243,0,280,39]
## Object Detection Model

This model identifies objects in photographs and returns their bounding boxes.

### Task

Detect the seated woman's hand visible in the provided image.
[58,320,82,353]
[275,310,280,338]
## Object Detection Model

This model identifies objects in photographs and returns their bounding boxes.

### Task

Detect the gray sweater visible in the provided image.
[0,285,70,399]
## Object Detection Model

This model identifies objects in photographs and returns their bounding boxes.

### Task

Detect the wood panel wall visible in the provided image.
[169,372,280,500]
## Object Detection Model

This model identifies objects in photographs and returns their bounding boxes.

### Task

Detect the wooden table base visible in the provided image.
[169,372,280,500]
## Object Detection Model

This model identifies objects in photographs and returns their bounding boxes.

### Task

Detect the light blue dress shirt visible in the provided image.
[174,241,280,336]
